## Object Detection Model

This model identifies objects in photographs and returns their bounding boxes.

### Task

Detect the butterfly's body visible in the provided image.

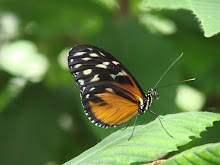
[68,45,159,129]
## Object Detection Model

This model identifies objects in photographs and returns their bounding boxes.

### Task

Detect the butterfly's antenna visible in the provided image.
[155,78,196,90]
[128,114,139,141]
[153,53,183,89]
[150,104,173,138]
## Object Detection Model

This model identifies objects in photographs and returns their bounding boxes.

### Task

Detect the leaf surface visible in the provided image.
[162,143,220,165]
[64,112,220,165]
[145,0,191,10]
[144,0,220,37]
[188,0,220,37]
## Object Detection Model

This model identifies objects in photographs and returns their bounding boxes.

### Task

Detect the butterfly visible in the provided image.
[67,44,162,130]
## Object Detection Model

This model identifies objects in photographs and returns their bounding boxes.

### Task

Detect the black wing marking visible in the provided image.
[68,45,144,93]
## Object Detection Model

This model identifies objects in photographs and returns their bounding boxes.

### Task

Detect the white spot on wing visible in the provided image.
[117,70,127,76]
[90,53,99,57]
[74,64,82,68]
[106,88,113,92]
[112,61,120,65]
[82,87,86,92]
[103,62,110,66]
[74,52,85,56]
[100,52,105,56]
[90,74,100,82]
[83,69,92,75]
[87,48,93,51]
[96,64,107,69]
[110,74,116,79]
[78,79,84,85]
[111,70,127,80]
[91,120,95,123]
[90,87,95,91]
[85,94,90,98]
[70,59,74,62]
[82,57,91,61]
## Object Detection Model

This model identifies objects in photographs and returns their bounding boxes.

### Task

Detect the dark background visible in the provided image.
[0,0,219,165]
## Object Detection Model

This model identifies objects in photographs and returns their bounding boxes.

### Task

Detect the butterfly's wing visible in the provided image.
[68,45,146,128]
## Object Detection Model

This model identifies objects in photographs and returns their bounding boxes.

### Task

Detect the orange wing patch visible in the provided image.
[88,71,143,126]
[89,92,139,126]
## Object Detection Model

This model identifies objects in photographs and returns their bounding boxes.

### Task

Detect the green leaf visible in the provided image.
[145,0,191,10]
[144,0,220,37]
[63,112,220,165]
[162,143,220,165]
[187,0,220,37]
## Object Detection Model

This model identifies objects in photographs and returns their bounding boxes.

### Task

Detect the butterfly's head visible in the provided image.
[147,88,160,100]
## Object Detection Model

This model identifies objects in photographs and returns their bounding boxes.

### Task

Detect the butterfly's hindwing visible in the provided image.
[68,45,146,128]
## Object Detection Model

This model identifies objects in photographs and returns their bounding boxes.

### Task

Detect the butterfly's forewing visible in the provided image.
[68,45,146,128]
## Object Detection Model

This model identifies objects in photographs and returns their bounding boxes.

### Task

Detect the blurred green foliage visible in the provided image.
[0,0,219,165]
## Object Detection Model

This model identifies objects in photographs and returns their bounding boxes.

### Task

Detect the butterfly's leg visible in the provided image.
[148,108,173,138]
[128,113,140,141]
[121,119,131,131]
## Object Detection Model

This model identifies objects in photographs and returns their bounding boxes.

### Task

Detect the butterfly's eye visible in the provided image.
[154,93,160,100]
